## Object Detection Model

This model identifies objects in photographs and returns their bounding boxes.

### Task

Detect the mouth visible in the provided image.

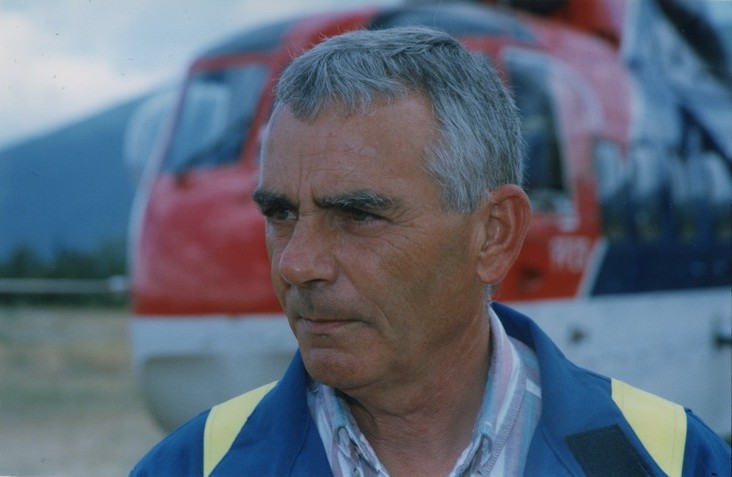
[298,316,359,335]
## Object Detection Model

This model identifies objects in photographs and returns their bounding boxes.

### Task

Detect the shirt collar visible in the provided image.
[309,306,530,477]
[451,307,528,474]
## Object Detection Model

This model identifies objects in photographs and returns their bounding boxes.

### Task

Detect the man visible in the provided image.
[131,27,730,477]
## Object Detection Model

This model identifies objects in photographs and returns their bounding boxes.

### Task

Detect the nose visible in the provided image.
[275,219,337,287]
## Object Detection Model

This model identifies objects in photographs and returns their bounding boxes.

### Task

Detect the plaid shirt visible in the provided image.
[307,307,542,477]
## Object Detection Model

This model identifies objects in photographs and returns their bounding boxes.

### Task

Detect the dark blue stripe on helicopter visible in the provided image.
[591,240,730,295]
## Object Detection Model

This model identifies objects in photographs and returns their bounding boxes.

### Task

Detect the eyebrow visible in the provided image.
[252,188,397,214]
[252,189,294,212]
[318,190,397,212]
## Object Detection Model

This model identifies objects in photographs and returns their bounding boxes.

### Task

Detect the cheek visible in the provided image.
[365,233,426,274]
[265,229,290,279]
[263,228,278,263]
[376,232,453,281]
[267,245,289,303]
[380,230,476,311]
[344,236,437,330]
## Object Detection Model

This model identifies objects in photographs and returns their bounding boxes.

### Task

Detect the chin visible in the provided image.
[302,347,368,390]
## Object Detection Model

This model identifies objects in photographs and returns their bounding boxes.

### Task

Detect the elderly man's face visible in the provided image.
[256,96,489,395]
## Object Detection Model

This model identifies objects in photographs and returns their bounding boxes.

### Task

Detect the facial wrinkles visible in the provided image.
[259,99,488,382]
[288,288,359,323]
[270,210,426,362]
[270,184,461,335]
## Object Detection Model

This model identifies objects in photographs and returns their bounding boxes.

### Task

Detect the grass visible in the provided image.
[0,305,163,476]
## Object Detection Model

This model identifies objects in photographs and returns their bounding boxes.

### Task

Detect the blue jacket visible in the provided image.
[131,303,730,476]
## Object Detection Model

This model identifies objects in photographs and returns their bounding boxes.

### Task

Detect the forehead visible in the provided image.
[259,97,438,200]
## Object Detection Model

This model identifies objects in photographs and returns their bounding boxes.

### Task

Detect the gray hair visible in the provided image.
[273,26,523,213]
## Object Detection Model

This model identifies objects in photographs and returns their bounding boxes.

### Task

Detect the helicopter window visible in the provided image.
[668,153,698,242]
[628,142,666,242]
[162,65,267,174]
[504,53,568,213]
[701,152,732,240]
[124,90,177,185]
[594,139,629,240]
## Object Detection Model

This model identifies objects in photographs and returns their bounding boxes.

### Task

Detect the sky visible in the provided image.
[1,0,729,150]
[0,0,399,149]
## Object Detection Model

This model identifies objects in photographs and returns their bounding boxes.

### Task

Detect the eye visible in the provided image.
[252,191,297,223]
[263,206,296,222]
[346,207,376,222]
[340,207,384,226]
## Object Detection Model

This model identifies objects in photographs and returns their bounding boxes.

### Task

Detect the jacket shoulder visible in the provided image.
[129,410,209,477]
[682,410,731,477]
[204,381,277,477]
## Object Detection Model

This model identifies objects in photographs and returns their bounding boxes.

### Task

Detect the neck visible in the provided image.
[346,318,491,477]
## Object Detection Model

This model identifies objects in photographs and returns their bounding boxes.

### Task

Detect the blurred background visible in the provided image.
[1,0,730,475]
[0,1,398,475]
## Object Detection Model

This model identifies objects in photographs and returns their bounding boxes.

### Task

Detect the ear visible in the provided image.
[475,184,532,286]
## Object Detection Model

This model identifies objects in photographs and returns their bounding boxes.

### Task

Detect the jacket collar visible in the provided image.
[493,302,666,476]
[214,351,332,476]
[216,303,665,476]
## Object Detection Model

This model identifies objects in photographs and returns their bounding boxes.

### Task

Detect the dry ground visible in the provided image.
[0,305,164,477]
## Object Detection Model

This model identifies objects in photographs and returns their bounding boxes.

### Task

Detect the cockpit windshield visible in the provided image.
[162,65,268,174]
